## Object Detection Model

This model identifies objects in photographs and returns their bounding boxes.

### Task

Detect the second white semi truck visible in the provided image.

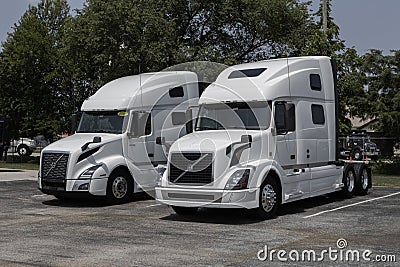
[156,56,372,219]
[39,71,202,203]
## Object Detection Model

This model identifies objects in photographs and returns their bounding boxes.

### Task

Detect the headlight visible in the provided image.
[225,168,252,190]
[79,165,102,179]
[155,165,167,186]
[155,165,167,176]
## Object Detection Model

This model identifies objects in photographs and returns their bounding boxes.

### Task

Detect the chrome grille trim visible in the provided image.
[169,152,213,185]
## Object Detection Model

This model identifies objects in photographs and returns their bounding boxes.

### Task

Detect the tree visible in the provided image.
[0,0,72,139]
[300,0,345,57]
[361,50,400,137]
[64,0,312,112]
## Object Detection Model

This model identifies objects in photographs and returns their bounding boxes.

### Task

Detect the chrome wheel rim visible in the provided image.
[346,171,355,192]
[261,184,276,212]
[112,177,128,199]
[361,169,369,190]
[19,147,27,155]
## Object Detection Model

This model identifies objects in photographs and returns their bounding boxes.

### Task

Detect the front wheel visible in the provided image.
[106,170,133,204]
[254,178,280,220]
[171,206,198,215]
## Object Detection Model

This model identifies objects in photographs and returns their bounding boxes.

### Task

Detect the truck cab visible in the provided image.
[39,71,200,203]
[156,56,349,219]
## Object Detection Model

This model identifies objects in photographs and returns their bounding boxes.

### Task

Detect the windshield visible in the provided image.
[195,102,271,131]
[77,111,127,134]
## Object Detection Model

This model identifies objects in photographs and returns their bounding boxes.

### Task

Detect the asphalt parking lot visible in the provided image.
[0,171,399,266]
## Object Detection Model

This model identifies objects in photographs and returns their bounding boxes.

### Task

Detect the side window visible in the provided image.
[169,86,184,98]
[311,104,325,124]
[274,103,286,133]
[145,114,151,135]
[171,112,186,125]
[130,112,151,137]
[310,74,322,91]
[274,102,295,134]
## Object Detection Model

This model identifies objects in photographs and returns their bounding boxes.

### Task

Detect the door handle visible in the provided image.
[293,169,302,174]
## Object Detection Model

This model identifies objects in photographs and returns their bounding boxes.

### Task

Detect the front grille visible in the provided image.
[40,153,69,188]
[169,152,213,184]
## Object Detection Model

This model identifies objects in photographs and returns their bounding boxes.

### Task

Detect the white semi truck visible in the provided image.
[39,71,201,203]
[156,56,371,219]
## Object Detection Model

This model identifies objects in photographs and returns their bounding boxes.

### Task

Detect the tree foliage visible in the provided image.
[0,0,399,140]
[0,0,71,139]
[64,0,311,104]
[360,50,400,137]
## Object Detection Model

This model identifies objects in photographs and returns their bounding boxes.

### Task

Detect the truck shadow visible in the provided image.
[160,193,350,225]
[41,192,153,208]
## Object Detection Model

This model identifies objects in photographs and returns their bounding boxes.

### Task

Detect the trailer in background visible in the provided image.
[339,131,380,161]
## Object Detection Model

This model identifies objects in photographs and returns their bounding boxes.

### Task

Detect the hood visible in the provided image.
[171,130,259,153]
[43,133,121,153]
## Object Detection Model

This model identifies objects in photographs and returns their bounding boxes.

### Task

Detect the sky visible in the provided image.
[0,0,399,54]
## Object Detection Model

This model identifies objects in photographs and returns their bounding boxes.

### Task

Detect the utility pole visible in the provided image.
[322,0,328,33]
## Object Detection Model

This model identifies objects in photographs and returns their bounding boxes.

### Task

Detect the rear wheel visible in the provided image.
[341,164,356,198]
[171,206,198,215]
[106,170,133,204]
[254,177,280,220]
[355,164,370,196]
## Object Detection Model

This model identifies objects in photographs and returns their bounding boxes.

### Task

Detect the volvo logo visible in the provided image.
[45,154,65,176]
[187,164,194,172]
[173,154,209,183]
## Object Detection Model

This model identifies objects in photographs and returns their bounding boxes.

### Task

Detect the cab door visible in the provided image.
[274,102,310,197]
[125,111,155,190]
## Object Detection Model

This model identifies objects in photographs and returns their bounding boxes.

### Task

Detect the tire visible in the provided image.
[351,148,362,160]
[354,164,370,196]
[341,164,356,198]
[17,144,32,156]
[254,177,280,220]
[106,170,133,204]
[171,206,198,215]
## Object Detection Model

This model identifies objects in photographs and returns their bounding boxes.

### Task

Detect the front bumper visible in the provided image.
[155,187,259,209]
[40,177,108,196]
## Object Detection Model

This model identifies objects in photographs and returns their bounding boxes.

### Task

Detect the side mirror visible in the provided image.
[241,134,252,144]
[81,136,102,151]
[185,119,194,134]
[156,136,165,145]
[70,113,78,134]
[93,136,101,143]
[185,110,193,134]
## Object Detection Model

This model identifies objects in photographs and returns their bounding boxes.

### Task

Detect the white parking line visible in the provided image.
[144,203,162,208]
[304,191,400,218]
